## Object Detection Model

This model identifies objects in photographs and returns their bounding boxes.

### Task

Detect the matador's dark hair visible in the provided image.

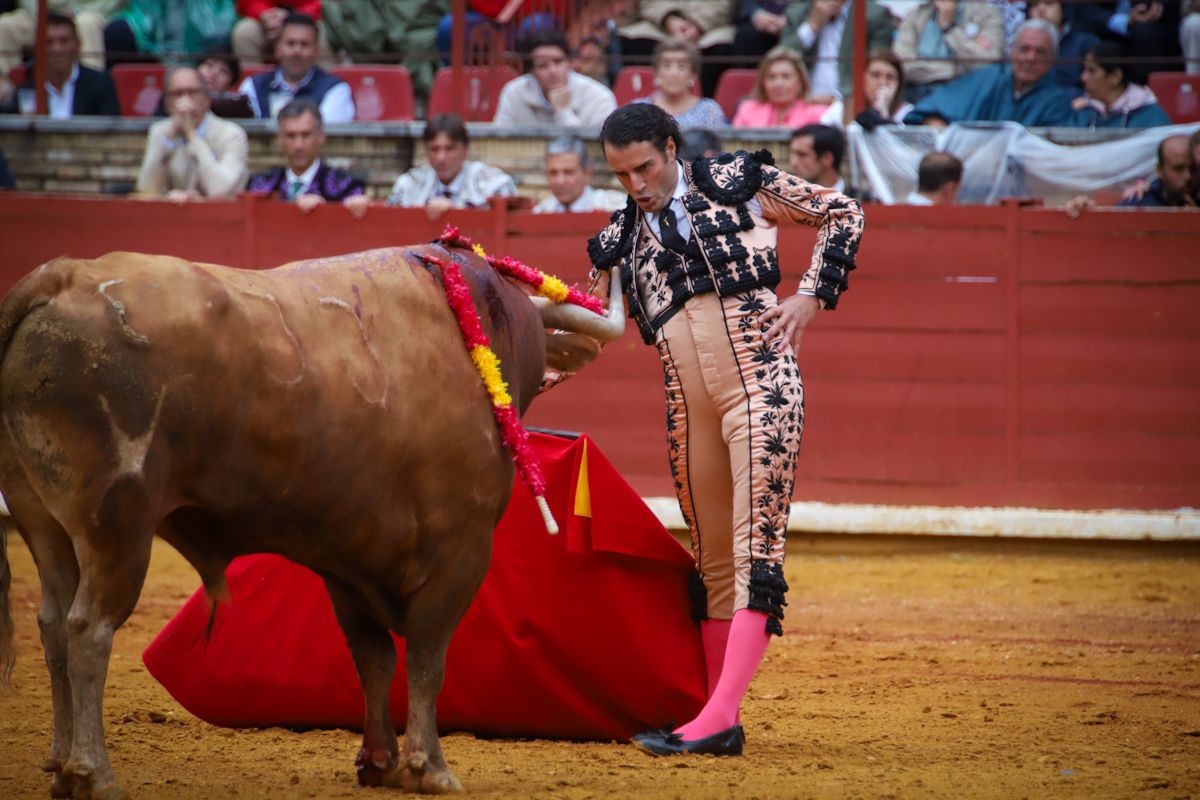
[599,103,682,157]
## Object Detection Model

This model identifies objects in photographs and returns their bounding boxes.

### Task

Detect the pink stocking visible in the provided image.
[675,609,771,740]
[700,618,732,698]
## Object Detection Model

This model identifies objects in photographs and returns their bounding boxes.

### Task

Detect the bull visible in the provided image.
[0,244,623,799]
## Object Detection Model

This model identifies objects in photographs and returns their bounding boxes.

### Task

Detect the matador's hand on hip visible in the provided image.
[761,294,820,354]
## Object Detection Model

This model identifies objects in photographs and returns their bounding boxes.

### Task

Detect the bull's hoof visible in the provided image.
[355,746,398,788]
[396,751,462,794]
[48,771,75,799]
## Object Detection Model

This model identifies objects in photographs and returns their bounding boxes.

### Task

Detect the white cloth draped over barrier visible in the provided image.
[848,122,1200,206]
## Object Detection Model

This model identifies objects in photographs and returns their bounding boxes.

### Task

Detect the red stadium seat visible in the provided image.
[714,68,757,119]
[7,65,24,87]
[331,65,414,121]
[1148,72,1200,124]
[613,66,701,107]
[111,64,166,117]
[427,65,518,122]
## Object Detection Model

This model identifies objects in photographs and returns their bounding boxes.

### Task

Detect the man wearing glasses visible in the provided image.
[135,66,248,204]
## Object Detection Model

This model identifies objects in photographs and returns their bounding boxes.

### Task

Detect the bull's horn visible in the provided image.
[532,267,625,343]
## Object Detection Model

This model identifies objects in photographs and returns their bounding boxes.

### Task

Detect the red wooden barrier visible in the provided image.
[1,194,1198,511]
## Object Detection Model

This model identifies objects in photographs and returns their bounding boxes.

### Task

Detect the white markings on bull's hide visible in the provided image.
[97,389,166,480]
[241,290,307,386]
[96,279,150,345]
[318,296,388,407]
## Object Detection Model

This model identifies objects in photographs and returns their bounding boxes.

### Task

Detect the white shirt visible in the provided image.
[905,191,935,205]
[238,69,355,124]
[796,4,849,99]
[46,63,79,120]
[532,185,627,213]
[286,159,322,199]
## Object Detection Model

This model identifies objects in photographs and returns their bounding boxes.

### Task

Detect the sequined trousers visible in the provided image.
[655,288,803,636]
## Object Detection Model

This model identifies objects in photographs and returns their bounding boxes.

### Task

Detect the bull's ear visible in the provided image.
[544,332,603,374]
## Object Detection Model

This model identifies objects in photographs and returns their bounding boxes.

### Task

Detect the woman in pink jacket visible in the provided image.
[731,46,842,128]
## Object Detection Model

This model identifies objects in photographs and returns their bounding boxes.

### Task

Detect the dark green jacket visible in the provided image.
[778,0,895,104]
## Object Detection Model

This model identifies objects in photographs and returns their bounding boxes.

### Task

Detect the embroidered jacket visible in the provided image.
[586,150,864,344]
[247,163,365,202]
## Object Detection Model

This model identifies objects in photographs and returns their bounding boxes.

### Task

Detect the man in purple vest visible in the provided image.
[237,12,354,124]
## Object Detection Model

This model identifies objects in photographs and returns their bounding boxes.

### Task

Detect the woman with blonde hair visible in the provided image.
[731,46,841,128]
[633,40,727,127]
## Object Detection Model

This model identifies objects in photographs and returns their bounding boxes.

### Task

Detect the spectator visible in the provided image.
[197,49,253,118]
[788,123,873,199]
[986,0,1027,50]
[386,113,516,219]
[1185,0,1199,75]
[493,30,616,127]
[232,1,332,64]
[247,99,368,218]
[105,0,237,69]
[616,0,737,97]
[679,127,722,160]
[778,0,894,104]
[0,10,119,117]
[532,135,626,213]
[731,46,841,128]
[237,12,353,123]
[572,35,611,85]
[0,147,13,189]
[632,40,726,127]
[854,50,915,130]
[905,151,962,204]
[1025,0,1097,89]
[135,66,248,202]
[731,0,788,66]
[1071,40,1171,128]
[894,0,1004,100]
[436,0,561,66]
[0,1,111,105]
[904,20,1077,126]
[1118,134,1196,207]
[323,0,446,99]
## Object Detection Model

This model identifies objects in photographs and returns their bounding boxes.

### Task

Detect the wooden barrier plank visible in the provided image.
[1020,333,1200,386]
[1020,384,1200,435]
[808,381,1005,434]
[1019,433,1200,486]
[799,330,1005,382]
[798,430,1007,483]
[1020,284,1200,336]
[813,278,1005,331]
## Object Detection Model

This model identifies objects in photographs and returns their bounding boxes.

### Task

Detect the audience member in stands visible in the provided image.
[493,30,616,127]
[0,1,111,105]
[323,0,445,99]
[436,0,561,66]
[904,20,1077,127]
[572,35,611,85]
[105,0,237,69]
[1118,134,1196,207]
[533,135,626,213]
[788,123,872,199]
[778,0,894,105]
[633,41,726,127]
[1025,0,1097,89]
[197,49,253,117]
[247,99,368,217]
[679,127,722,160]
[731,0,788,66]
[1071,41,1171,128]
[854,50,914,130]
[894,0,1004,101]
[616,0,737,96]
[0,148,13,189]
[986,0,1027,50]
[1185,0,1199,75]
[232,0,331,64]
[135,66,248,202]
[237,12,354,123]
[905,151,962,204]
[732,46,842,128]
[386,113,516,220]
[0,10,119,117]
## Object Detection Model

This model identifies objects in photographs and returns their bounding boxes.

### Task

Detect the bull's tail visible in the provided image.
[0,259,75,691]
[0,518,13,690]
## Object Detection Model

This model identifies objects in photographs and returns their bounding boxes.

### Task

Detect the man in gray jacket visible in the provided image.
[493,30,616,127]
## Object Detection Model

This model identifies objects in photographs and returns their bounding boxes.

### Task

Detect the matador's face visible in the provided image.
[603,139,679,215]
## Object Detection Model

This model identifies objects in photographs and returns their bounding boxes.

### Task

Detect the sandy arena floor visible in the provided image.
[1,533,1198,800]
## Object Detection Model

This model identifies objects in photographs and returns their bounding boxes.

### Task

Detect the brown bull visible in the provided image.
[0,245,622,799]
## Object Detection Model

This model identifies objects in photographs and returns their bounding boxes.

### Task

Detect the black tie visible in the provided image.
[659,205,689,253]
